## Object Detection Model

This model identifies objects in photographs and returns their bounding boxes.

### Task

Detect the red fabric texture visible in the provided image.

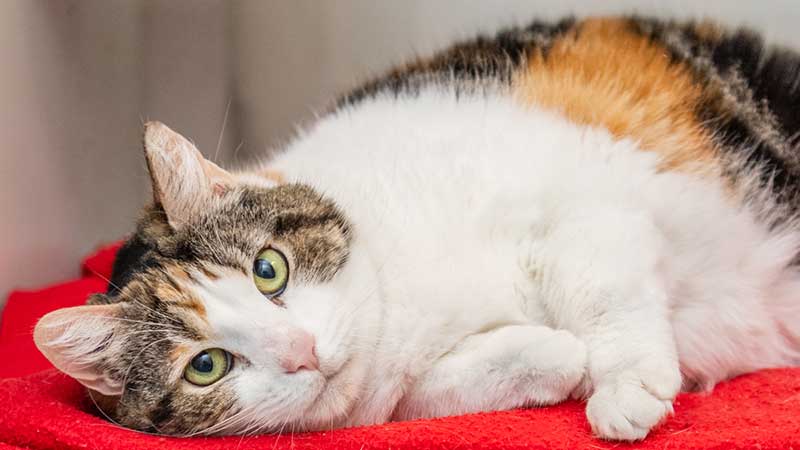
[1,243,798,449]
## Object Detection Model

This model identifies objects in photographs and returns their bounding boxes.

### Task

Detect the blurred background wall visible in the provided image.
[1,0,799,304]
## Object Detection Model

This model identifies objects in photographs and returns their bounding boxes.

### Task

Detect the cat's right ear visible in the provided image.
[34,304,124,396]
[143,121,233,229]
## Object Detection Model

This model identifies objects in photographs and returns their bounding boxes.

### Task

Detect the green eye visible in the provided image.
[253,248,289,297]
[184,348,231,386]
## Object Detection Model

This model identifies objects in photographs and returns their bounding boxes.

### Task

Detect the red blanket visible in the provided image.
[1,243,798,449]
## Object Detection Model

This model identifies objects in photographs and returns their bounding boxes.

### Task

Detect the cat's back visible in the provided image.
[272,16,800,239]
[263,17,800,329]
[289,16,800,386]
[332,16,800,210]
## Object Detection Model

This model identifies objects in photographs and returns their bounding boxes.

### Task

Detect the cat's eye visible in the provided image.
[184,348,231,386]
[253,248,289,297]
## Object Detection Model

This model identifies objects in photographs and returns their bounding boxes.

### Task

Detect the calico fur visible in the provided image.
[345,16,800,207]
[34,16,800,441]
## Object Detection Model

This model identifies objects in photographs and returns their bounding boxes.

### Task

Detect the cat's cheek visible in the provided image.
[288,246,383,375]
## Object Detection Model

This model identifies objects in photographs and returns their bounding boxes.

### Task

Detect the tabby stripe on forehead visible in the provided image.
[168,236,247,273]
[274,211,351,238]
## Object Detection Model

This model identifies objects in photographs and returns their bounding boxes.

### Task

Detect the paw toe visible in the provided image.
[639,363,682,400]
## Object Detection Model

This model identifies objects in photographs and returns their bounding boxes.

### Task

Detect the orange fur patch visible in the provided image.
[165,265,191,281]
[198,265,220,281]
[170,343,192,362]
[514,18,720,173]
[174,295,207,319]
[158,268,208,319]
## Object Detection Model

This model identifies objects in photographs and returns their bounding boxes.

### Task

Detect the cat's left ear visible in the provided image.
[143,121,233,229]
[34,304,125,396]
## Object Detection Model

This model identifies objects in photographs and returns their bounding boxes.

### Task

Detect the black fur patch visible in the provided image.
[631,17,800,207]
[339,18,575,106]
[108,233,159,295]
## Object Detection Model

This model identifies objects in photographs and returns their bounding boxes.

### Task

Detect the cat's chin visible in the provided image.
[215,358,364,435]
[294,355,366,432]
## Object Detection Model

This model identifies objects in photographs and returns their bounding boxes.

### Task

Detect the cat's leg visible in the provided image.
[522,208,682,441]
[392,325,587,421]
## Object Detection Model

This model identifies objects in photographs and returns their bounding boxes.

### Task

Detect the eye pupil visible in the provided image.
[254,259,276,279]
[191,351,214,373]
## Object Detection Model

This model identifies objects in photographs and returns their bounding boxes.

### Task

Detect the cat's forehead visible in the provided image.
[110,182,352,300]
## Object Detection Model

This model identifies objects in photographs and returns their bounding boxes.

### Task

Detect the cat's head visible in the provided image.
[33,122,381,435]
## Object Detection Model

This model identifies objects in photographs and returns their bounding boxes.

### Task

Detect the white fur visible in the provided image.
[191,90,800,440]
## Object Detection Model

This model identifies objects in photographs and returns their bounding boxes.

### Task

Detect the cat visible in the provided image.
[33,16,800,441]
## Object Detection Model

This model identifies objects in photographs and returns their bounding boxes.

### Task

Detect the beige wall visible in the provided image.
[2,1,799,304]
[1,1,144,301]
[0,0,233,302]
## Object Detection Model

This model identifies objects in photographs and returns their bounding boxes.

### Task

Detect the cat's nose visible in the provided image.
[279,329,319,373]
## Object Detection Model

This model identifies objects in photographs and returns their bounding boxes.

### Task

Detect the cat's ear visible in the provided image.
[34,304,125,396]
[143,121,233,229]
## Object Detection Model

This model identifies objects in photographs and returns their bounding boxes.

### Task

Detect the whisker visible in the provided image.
[215,97,233,164]
[86,267,124,293]
[271,414,291,450]
[187,403,247,436]
[102,317,180,330]
[232,140,245,162]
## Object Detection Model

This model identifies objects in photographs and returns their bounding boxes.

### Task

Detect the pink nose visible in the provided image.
[279,330,319,373]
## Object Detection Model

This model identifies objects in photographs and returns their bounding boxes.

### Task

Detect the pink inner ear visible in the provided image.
[202,158,234,196]
[202,157,234,183]
[212,182,229,196]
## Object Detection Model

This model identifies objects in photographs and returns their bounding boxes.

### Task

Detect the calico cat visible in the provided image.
[34,16,800,441]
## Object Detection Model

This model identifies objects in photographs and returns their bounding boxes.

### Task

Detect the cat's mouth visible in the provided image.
[301,354,356,415]
[321,353,353,383]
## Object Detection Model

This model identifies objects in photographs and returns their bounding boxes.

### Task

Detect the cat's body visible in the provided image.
[270,89,800,428]
[34,17,800,441]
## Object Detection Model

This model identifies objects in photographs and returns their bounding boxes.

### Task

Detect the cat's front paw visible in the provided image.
[585,365,680,441]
